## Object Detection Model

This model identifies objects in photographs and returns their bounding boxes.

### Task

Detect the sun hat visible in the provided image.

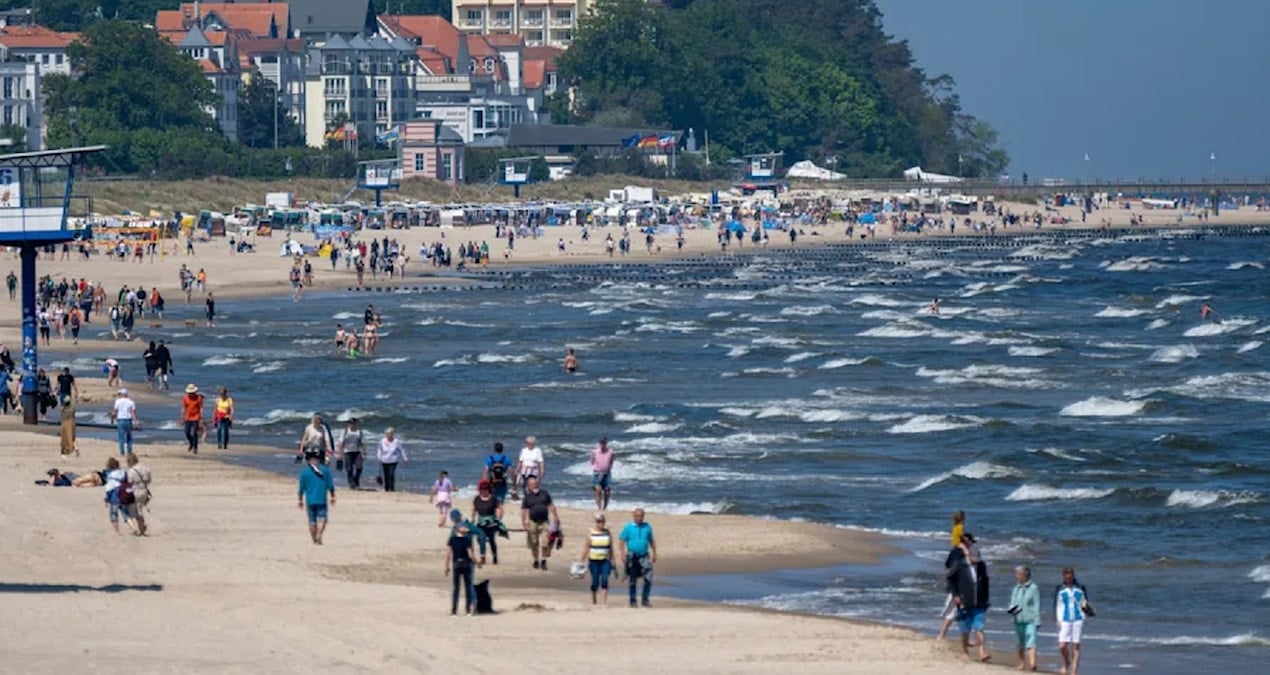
[185,383,199,394]
[117,388,128,396]
[593,512,606,521]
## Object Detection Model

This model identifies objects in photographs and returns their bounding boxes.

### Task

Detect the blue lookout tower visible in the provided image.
[0,146,105,424]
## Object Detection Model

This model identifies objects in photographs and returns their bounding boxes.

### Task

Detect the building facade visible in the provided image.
[451,0,592,48]
[302,33,416,149]
[398,118,464,184]
[177,26,241,141]
[0,61,42,150]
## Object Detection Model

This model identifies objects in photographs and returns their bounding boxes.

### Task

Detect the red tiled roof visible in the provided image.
[380,14,504,79]
[523,59,545,90]
[414,47,450,76]
[157,3,289,40]
[523,45,562,68]
[0,25,78,49]
[199,60,222,74]
[483,33,523,48]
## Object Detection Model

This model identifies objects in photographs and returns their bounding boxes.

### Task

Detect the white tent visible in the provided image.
[903,166,962,184]
[786,160,846,181]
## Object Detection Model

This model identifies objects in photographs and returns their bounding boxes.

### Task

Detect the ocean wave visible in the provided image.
[238,408,311,427]
[1060,396,1148,417]
[780,304,837,317]
[783,351,822,364]
[1165,489,1261,509]
[888,414,985,434]
[372,357,409,364]
[556,498,731,516]
[706,311,732,319]
[1095,306,1151,318]
[476,353,534,364]
[704,291,757,301]
[1105,257,1164,272]
[1155,294,1206,308]
[1184,318,1258,337]
[820,357,878,369]
[634,318,702,334]
[916,364,1050,389]
[1228,261,1266,270]
[1008,346,1059,357]
[1163,372,1270,403]
[252,361,286,374]
[740,367,797,377]
[1145,318,1172,331]
[1027,447,1088,462]
[202,355,242,366]
[1005,485,1115,502]
[1237,341,1263,354]
[750,335,803,349]
[432,356,472,368]
[331,312,360,320]
[1251,564,1270,583]
[1148,344,1199,364]
[909,461,1024,492]
[849,294,908,307]
[1095,632,1270,648]
[624,421,684,434]
[613,412,661,423]
[725,345,750,358]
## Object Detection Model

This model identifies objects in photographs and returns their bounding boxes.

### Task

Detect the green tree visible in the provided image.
[237,77,304,149]
[0,124,28,152]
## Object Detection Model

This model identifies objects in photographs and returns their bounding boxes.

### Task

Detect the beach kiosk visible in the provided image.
[358,159,402,207]
[0,145,105,424]
[499,156,536,199]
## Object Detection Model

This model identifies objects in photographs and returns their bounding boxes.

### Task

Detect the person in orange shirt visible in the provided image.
[181,383,205,454]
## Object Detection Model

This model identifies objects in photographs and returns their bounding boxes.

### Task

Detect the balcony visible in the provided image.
[490,17,513,28]
[321,62,351,75]
[521,15,544,27]
[458,17,484,29]
[550,16,574,28]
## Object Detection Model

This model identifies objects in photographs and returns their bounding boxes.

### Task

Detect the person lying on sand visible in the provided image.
[36,468,106,487]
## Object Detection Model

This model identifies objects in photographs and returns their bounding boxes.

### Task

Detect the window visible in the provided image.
[556,30,573,43]
[554,8,573,25]
[465,9,483,25]
[375,77,388,97]
[414,154,426,173]
[324,100,345,118]
[324,77,346,96]
[484,58,495,74]
[524,9,543,25]
[2,105,12,126]
[41,54,49,64]
[2,78,11,99]
[494,9,512,26]
[375,100,388,120]
[547,72,557,90]
[472,109,484,130]
[55,54,63,65]
[442,153,452,181]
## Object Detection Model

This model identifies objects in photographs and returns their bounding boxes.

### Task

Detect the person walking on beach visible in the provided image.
[619,507,657,608]
[520,476,558,571]
[104,358,121,388]
[577,512,617,607]
[377,427,406,492]
[444,516,476,616]
[125,452,152,537]
[297,414,331,464]
[1056,567,1092,675]
[338,417,366,489]
[205,292,216,327]
[213,387,234,449]
[591,437,615,511]
[948,533,990,663]
[154,340,173,390]
[482,441,512,505]
[937,510,969,641]
[430,470,456,527]
[513,435,544,499]
[110,388,137,455]
[472,480,505,565]
[55,366,77,407]
[298,449,336,544]
[102,457,135,535]
[1011,565,1041,672]
[181,384,205,454]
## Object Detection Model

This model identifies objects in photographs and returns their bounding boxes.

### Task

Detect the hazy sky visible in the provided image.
[875,0,1270,179]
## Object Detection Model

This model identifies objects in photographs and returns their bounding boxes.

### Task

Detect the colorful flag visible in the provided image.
[621,134,641,148]
[376,125,400,144]
[637,135,659,149]
[658,134,676,149]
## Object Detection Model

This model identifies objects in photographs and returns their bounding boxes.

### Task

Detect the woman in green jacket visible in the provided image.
[1010,565,1042,671]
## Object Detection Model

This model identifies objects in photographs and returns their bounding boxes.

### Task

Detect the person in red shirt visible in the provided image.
[181,384,205,454]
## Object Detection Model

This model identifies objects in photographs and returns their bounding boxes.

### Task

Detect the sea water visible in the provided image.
[73,229,1269,674]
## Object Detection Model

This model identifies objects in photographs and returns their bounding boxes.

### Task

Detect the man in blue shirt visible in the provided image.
[298,451,336,544]
[482,441,513,505]
[618,507,658,608]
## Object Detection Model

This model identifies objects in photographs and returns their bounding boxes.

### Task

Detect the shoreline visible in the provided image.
[0,427,992,673]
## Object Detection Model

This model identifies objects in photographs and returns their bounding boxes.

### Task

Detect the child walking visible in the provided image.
[430,470,456,528]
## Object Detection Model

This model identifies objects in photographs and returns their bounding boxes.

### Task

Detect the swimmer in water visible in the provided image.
[346,331,361,358]
[563,347,578,373]
[929,298,941,315]
[1200,301,1214,321]
[334,324,346,355]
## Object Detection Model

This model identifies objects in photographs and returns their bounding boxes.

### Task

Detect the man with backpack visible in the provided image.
[482,441,513,504]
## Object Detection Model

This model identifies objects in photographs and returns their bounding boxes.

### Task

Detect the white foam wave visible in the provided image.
[556,498,729,516]
[888,414,984,434]
[372,357,409,364]
[331,312,360,320]
[1005,485,1115,502]
[1094,633,1270,647]
[1228,261,1265,270]
[238,408,311,427]
[432,356,472,368]
[909,461,1023,492]
[1163,372,1270,403]
[849,294,908,307]
[726,345,750,358]
[252,361,286,374]
[820,357,872,369]
[1060,397,1147,417]
[1184,318,1257,337]
[1106,257,1163,272]
[783,351,821,364]
[704,291,757,301]
[780,304,837,317]
[624,422,684,434]
[916,364,1050,389]
[613,412,660,423]
[1237,341,1263,354]
[476,353,534,364]
[1155,294,1206,308]
[1149,344,1200,364]
[1009,346,1059,357]
[741,367,797,377]
[201,355,242,366]
[1165,490,1260,509]
[1145,319,1172,331]
[1096,306,1150,318]
[1250,564,1270,583]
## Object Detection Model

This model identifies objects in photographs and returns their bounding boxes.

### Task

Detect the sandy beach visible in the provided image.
[0,429,995,674]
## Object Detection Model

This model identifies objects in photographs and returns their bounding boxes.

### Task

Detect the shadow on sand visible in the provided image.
[0,582,163,594]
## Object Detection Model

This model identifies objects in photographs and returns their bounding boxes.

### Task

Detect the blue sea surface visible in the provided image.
[64,228,1269,674]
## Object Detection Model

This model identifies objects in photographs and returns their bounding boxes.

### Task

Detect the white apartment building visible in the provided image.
[302,33,417,149]
[0,61,42,149]
[451,0,594,48]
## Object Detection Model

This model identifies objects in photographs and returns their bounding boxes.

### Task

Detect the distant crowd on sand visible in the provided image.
[939,511,1094,674]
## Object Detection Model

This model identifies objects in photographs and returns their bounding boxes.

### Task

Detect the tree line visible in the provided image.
[553,0,1009,179]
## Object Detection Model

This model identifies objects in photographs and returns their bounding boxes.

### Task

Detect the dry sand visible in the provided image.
[0,431,993,674]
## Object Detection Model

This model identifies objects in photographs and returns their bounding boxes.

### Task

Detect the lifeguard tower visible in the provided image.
[499,156,536,199]
[739,152,785,196]
[0,145,105,424]
[358,158,402,207]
